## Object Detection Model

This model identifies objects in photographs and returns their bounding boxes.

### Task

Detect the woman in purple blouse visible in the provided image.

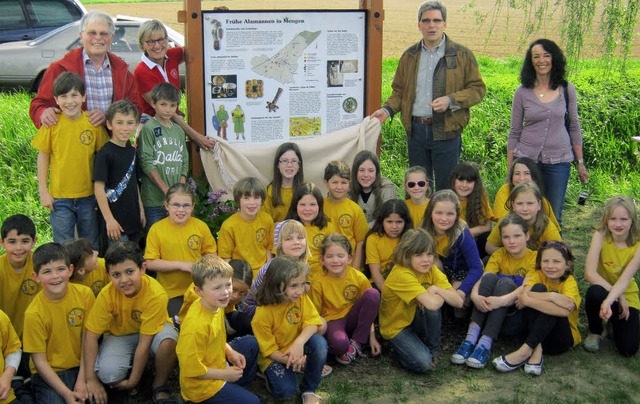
[507,39,589,228]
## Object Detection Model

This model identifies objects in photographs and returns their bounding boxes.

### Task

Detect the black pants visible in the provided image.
[585,284,640,356]
[226,310,253,341]
[471,273,518,340]
[523,284,574,355]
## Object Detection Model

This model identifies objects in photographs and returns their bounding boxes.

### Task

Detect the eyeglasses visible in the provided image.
[168,203,193,210]
[83,30,112,38]
[420,18,444,24]
[144,37,168,46]
[279,159,300,166]
[407,181,427,188]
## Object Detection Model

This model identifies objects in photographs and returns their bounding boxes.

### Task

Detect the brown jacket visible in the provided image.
[383,36,486,140]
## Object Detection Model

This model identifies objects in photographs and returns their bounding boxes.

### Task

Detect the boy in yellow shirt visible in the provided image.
[64,238,110,297]
[0,309,21,404]
[83,241,178,404]
[23,243,95,403]
[218,177,274,278]
[177,255,259,403]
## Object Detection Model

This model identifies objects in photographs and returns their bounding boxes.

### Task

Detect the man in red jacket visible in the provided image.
[30,10,142,129]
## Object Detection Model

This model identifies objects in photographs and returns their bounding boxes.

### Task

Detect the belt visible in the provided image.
[412,116,432,124]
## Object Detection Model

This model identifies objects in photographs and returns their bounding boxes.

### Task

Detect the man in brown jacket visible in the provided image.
[372,0,486,191]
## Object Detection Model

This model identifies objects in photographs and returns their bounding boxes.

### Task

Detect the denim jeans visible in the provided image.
[408,121,461,191]
[388,308,441,373]
[189,383,260,404]
[31,367,79,404]
[265,334,327,399]
[144,205,167,234]
[537,162,571,229]
[50,196,99,249]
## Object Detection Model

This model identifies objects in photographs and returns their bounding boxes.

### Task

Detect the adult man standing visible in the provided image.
[372,1,486,191]
[30,11,142,129]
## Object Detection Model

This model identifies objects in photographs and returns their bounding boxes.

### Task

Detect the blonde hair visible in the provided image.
[192,255,233,288]
[275,220,310,261]
[597,196,640,246]
[393,228,435,269]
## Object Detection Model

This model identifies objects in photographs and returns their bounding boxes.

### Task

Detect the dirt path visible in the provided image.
[88,0,640,59]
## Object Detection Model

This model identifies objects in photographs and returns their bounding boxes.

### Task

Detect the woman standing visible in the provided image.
[507,39,589,228]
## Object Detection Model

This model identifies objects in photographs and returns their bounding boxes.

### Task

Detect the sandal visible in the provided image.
[583,334,601,353]
[152,385,178,404]
[302,391,324,403]
[295,364,333,378]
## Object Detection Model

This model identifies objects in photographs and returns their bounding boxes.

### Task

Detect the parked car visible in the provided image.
[0,0,86,44]
[0,17,185,92]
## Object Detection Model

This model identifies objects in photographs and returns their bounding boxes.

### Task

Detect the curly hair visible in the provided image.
[520,38,567,90]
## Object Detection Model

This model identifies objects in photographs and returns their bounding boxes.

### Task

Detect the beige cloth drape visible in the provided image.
[201,117,382,199]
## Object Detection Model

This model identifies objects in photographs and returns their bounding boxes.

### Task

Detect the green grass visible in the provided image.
[1,56,640,402]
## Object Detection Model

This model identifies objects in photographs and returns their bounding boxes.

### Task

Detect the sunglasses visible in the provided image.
[406,181,427,188]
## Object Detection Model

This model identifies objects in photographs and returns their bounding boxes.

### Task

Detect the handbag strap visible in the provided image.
[563,84,570,134]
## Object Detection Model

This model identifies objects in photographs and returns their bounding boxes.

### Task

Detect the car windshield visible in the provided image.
[29,22,78,46]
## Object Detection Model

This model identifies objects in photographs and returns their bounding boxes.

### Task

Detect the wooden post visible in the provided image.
[360,0,384,117]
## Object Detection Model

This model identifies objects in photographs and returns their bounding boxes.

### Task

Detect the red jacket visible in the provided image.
[29,48,142,128]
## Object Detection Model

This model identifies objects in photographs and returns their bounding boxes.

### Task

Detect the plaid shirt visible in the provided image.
[83,50,113,114]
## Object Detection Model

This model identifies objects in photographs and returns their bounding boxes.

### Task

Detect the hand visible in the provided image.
[285,342,305,369]
[599,301,613,320]
[194,134,216,151]
[86,378,107,404]
[0,373,12,401]
[226,349,246,369]
[111,377,137,390]
[222,366,244,382]
[73,379,88,403]
[140,210,147,229]
[474,295,493,312]
[516,291,528,310]
[618,295,630,320]
[578,164,589,183]
[456,289,467,302]
[87,110,106,127]
[430,96,451,113]
[553,294,576,312]
[63,390,80,404]
[179,261,194,273]
[106,218,124,241]
[369,334,382,356]
[40,107,61,127]
[371,108,389,124]
[39,190,54,211]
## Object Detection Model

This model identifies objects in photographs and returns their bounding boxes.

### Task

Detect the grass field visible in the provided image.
[2,52,640,404]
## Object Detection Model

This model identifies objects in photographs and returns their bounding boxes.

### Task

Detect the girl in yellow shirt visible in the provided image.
[403,166,430,228]
[310,234,380,365]
[583,196,640,356]
[252,256,326,404]
[264,142,304,223]
[493,241,580,376]
[365,199,412,290]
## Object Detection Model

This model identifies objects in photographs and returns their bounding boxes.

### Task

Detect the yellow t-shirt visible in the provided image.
[304,222,338,281]
[323,197,368,252]
[487,218,561,251]
[405,198,428,228]
[459,191,494,225]
[23,283,95,373]
[379,264,452,340]
[251,295,321,372]
[218,211,274,278]
[30,112,108,198]
[177,282,198,325]
[492,183,560,230]
[0,310,21,404]
[177,300,226,402]
[309,267,373,322]
[264,185,293,224]
[86,274,170,336]
[485,248,537,278]
[71,257,110,297]
[366,233,399,279]
[145,217,217,299]
[597,236,640,310]
[526,271,581,345]
[0,253,40,337]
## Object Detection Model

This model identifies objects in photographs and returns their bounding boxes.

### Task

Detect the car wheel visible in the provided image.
[32,72,44,93]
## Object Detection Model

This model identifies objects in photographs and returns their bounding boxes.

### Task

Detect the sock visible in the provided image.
[465,323,481,345]
[478,335,493,350]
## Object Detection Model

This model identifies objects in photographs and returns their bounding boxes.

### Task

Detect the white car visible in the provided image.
[0,16,184,92]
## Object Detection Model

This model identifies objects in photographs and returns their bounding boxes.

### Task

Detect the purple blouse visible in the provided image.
[507,84,582,164]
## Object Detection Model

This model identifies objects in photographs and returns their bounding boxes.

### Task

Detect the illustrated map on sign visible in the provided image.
[251,30,321,84]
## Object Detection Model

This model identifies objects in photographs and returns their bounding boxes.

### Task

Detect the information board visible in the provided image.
[201,10,367,144]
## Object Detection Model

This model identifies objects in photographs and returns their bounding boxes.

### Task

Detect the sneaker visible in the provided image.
[350,340,363,357]
[524,356,544,376]
[466,345,491,369]
[450,340,475,365]
[583,334,601,352]
[336,344,357,365]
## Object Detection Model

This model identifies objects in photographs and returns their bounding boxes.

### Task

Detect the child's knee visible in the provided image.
[362,287,381,305]
[96,358,129,384]
[306,334,328,359]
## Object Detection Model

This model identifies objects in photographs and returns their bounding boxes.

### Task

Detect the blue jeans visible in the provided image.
[144,205,167,234]
[31,367,79,404]
[388,308,441,373]
[50,196,99,249]
[265,334,327,399]
[408,121,461,191]
[537,162,570,229]
[189,383,260,404]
